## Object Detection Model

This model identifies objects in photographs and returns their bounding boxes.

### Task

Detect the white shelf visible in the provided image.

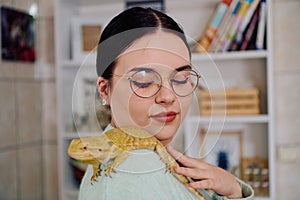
[61,58,96,68]
[55,0,275,199]
[61,60,82,68]
[192,50,268,61]
[255,197,270,200]
[63,132,102,139]
[188,115,269,124]
[61,50,268,68]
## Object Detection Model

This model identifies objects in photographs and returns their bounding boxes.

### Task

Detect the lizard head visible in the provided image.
[68,136,113,164]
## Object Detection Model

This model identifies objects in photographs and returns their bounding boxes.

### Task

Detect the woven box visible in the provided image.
[199,88,260,116]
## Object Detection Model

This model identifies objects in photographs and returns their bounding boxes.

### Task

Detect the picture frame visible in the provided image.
[199,129,243,177]
[125,0,165,12]
[71,16,109,61]
[1,6,36,62]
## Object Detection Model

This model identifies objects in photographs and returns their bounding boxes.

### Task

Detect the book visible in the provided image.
[243,19,259,50]
[212,0,241,52]
[230,1,260,51]
[235,0,261,45]
[240,5,260,50]
[209,0,241,52]
[221,0,253,52]
[194,0,232,53]
[256,0,266,50]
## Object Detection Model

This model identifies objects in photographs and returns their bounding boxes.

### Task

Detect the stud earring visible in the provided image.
[101,99,107,106]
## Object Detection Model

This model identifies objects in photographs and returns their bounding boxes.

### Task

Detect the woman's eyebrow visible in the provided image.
[128,65,191,73]
[128,67,154,73]
[175,65,192,72]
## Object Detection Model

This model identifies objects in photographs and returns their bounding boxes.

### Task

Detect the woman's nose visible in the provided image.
[155,80,176,104]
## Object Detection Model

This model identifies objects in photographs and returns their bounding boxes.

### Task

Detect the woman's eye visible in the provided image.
[172,76,190,84]
[132,80,154,88]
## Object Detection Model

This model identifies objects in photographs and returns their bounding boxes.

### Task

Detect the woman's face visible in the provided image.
[105,31,192,145]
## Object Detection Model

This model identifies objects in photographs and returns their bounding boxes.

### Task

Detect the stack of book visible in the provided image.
[194,0,267,53]
[199,88,260,116]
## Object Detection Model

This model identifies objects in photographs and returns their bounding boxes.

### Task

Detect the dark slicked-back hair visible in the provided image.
[96,7,190,79]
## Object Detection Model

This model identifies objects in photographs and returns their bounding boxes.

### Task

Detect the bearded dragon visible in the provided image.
[68,126,205,200]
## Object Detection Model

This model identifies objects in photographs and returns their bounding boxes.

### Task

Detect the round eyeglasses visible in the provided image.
[112,67,201,98]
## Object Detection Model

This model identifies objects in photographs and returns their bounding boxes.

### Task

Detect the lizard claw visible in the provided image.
[104,171,112,178]
[90,175,98,185]
[104,166,116,177]
[165,163,173,172]
[90,179,98,185]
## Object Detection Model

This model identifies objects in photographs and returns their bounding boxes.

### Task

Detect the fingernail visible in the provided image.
[174,166,180,172]
[189,182,196,187]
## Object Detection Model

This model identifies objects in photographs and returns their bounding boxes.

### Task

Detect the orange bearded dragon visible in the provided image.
[68,126,205,200]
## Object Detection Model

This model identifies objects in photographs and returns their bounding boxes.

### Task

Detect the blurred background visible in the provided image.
[0,0,299,199]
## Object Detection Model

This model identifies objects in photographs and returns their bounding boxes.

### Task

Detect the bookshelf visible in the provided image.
[54,0,275,199]
[185,0,274,195]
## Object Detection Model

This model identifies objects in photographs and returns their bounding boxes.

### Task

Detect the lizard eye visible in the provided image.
[98,148,102,151]
[83,146,87,150]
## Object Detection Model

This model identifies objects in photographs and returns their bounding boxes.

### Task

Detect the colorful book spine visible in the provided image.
[256,0,267,50]
[240,6,260,50]
[221,0,253,52]
[195,0,232,53]
[213,0,241,52]
[209,0,240,52]
[235,0,261,44]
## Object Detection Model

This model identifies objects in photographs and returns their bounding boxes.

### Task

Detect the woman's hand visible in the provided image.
[166,146,242,199]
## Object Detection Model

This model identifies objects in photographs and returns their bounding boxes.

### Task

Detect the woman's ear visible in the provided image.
[97,77,110,105]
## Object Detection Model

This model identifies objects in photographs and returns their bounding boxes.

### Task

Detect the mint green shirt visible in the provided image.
[78,126,253,200]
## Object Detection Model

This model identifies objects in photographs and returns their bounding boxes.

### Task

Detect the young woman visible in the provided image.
[79,7,253,200]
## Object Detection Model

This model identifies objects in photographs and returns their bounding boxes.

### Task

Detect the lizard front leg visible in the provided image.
[90,163,101,184]
[105,150,129,177]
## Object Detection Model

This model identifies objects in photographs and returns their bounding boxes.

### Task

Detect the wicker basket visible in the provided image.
[199,88,260,116]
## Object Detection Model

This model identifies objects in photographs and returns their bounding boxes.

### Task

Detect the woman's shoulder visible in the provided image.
[79,163,253,200]
[79,151,200,200]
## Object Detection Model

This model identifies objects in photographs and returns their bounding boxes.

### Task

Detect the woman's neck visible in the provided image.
[110,121,171,146]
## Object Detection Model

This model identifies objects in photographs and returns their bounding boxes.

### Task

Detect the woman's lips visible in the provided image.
[150,111,178,123]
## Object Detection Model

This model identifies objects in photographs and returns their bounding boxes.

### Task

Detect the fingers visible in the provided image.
[166,146,218,190]
[189,179,214,190]
[174,166,203,179]
[165,145,182,159]
[167,146,243,198]
[174,166,215,190]
[167,146,210,169]
[166,146,198,168]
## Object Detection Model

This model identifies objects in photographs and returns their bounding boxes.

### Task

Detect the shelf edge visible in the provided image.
[192,50,268,61]
[188,115,269,123]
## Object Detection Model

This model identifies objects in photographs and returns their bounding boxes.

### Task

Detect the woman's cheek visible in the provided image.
[110,81,136,126]
[128,96,151,127]
[178,96,192,121]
